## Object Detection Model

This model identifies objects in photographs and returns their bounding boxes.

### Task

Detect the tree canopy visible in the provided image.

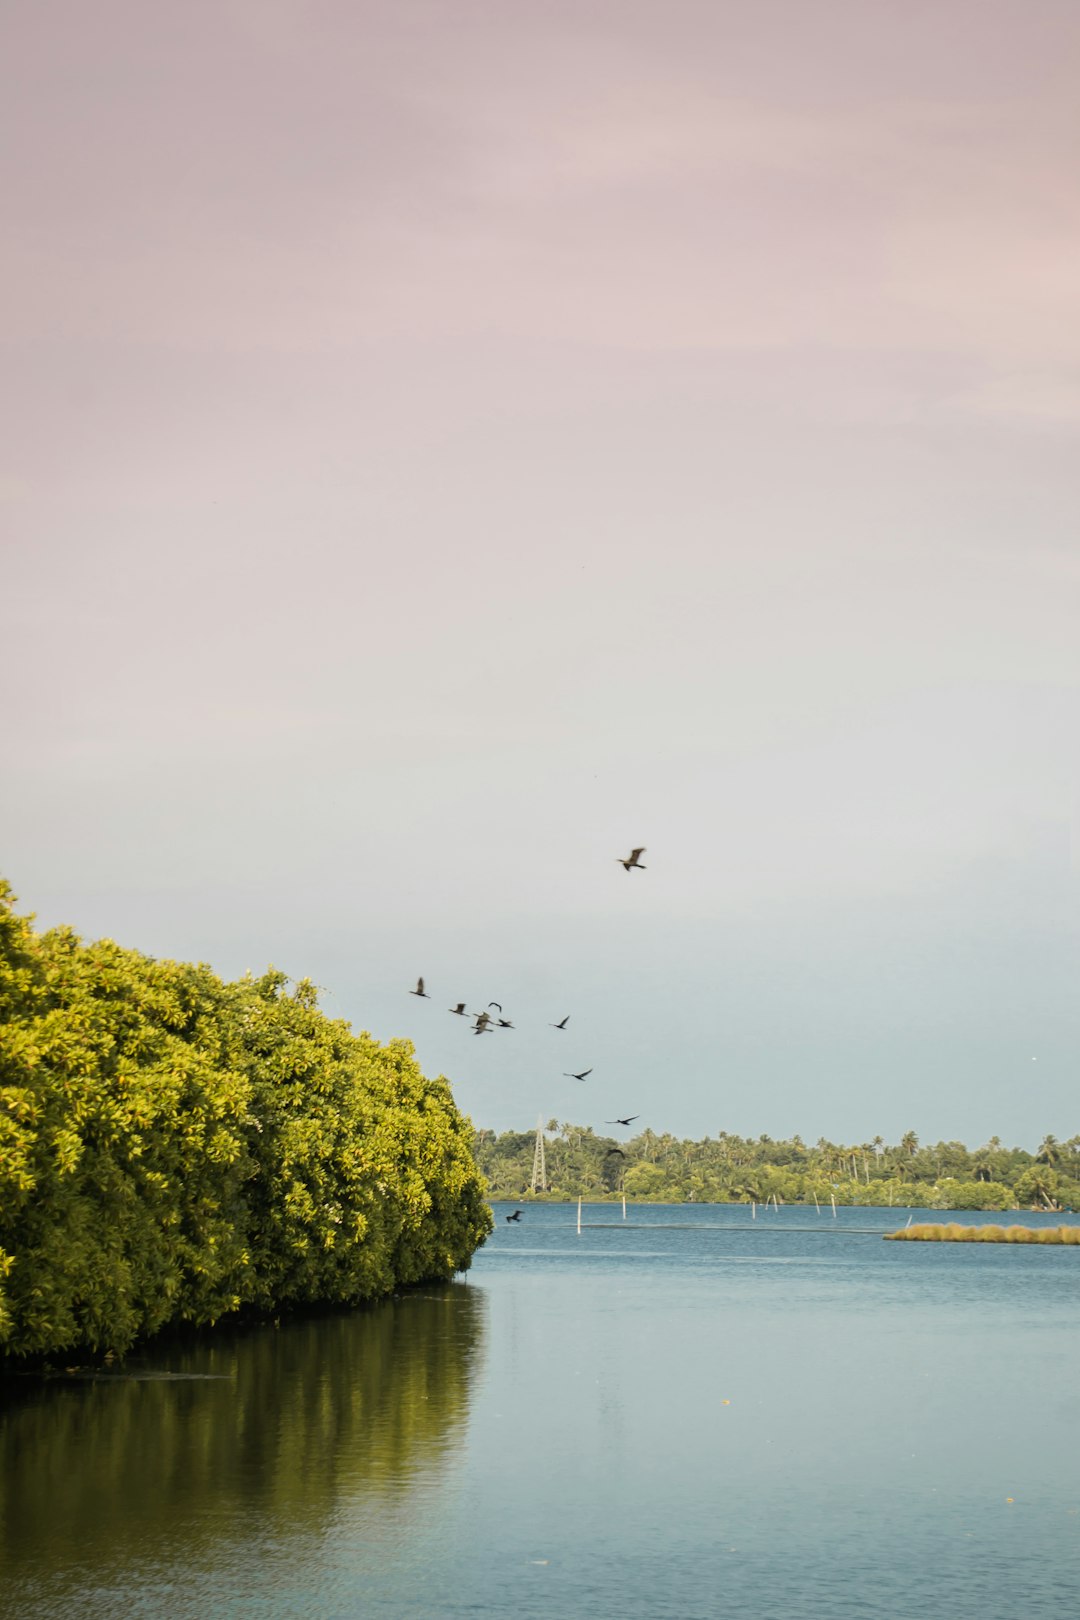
[0,882,491,1364]
[475,1122,1080,1211]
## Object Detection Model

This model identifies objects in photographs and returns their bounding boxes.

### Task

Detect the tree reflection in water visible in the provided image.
[0,1282,486,1614]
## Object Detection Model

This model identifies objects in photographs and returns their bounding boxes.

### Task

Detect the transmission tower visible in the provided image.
[530,1116,548,1193]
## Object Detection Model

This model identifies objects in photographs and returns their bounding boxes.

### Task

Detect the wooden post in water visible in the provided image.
[831,1193,837,1219]
[577,1196,582,1235]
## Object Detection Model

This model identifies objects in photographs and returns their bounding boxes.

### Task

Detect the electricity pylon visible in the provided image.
[530,1116,548,1193]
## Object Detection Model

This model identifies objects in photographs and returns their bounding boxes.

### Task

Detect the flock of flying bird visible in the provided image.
[408,848,648,1219]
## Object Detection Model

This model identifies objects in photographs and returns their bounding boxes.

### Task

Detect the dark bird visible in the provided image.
[488,1002,502,1013]
[506,1209,524,1222]
[564,1068,593,1081]
[495,1018,515,1029]
[604,1148,626,1158]
[605,1116,640,1126]
[617,847,646,871]
[410,978,430,997]
[449,1002,468,1016]
[551,1015,570,1030]
[473,1011,493,1034]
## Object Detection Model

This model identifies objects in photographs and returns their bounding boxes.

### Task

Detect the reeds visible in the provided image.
[885,1223,1080,1244]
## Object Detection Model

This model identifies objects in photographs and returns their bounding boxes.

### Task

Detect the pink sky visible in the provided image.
[3,1,1078,1143]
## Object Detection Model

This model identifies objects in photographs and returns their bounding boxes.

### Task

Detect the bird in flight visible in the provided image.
[473,1011,494,1034]
[494,1017,515,1029]
[617,847,646,871]
[551,1015,570,1030]
[604,1148,626,1158]
[565,1068,593,1081]
[606,1116,639,1126]
[506,1209,524,1222]
[410,978,430,997]
[488,1002,502,1013]
[448,1002,468,1016]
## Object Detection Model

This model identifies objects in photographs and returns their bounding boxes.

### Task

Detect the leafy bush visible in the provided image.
[0,883,491,1363]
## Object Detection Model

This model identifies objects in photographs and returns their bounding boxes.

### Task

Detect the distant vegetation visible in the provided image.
[0,882,492,1365]
[886,1224,1080,1243]
[475,1123,1080,1211]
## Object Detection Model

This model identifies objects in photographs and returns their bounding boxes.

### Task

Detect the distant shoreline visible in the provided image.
[474,1126,1078,1212]
[489,1196,1060,1213]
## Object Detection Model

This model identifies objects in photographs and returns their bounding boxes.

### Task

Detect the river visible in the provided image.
[3,1203,1079,1618]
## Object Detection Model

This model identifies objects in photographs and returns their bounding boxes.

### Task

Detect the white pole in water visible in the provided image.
[622,1192,627,1221]
[813,1191,820,1213]
[577,1196,582,1234]
[752,1201,756,1219]
[831,1194,837,1218]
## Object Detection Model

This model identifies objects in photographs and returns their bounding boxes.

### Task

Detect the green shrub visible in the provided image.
[0,883,491,1363]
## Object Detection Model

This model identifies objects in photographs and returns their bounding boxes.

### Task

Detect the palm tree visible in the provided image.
[1016,1165,1061,1210]
[1036,1134,1062,1166]
[900,1131,919,1158]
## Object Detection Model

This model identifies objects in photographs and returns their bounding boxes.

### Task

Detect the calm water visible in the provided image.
[3,1204,1080,1619]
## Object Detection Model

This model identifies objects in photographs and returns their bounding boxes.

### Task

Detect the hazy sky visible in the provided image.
[4,0,1078,1147]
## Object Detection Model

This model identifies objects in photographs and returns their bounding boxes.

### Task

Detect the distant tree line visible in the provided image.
[0,883,492,1365]
[474,1122,1080,1211]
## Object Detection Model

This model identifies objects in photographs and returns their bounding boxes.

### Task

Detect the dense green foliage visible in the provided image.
[0,883,491,1363]
[475,1122,1080,1211]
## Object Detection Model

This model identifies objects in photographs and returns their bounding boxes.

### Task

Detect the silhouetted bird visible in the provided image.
[410,978,430,997]
[617,847,646,871]
[605,1148,626,1158]
[606,1116,640,1126]
[488,1002,502,1013]
[449,1002,468,1016]
[506,1209,524,1222]
[565,1068,592,1081]
[551,1015,570,1030]
[495,1018,514,1029]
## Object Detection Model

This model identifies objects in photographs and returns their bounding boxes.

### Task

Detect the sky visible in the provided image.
[3,0,1079,1148]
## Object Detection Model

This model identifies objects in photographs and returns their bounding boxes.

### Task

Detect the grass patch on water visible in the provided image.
[885,1223,1080,1244]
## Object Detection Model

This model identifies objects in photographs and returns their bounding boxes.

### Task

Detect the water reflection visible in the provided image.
[0,1283,486,1617]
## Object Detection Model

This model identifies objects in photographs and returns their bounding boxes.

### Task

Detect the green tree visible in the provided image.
[1014,1166,1061,1209]
[623,1162,666,1198]
[0,883,491,1363]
